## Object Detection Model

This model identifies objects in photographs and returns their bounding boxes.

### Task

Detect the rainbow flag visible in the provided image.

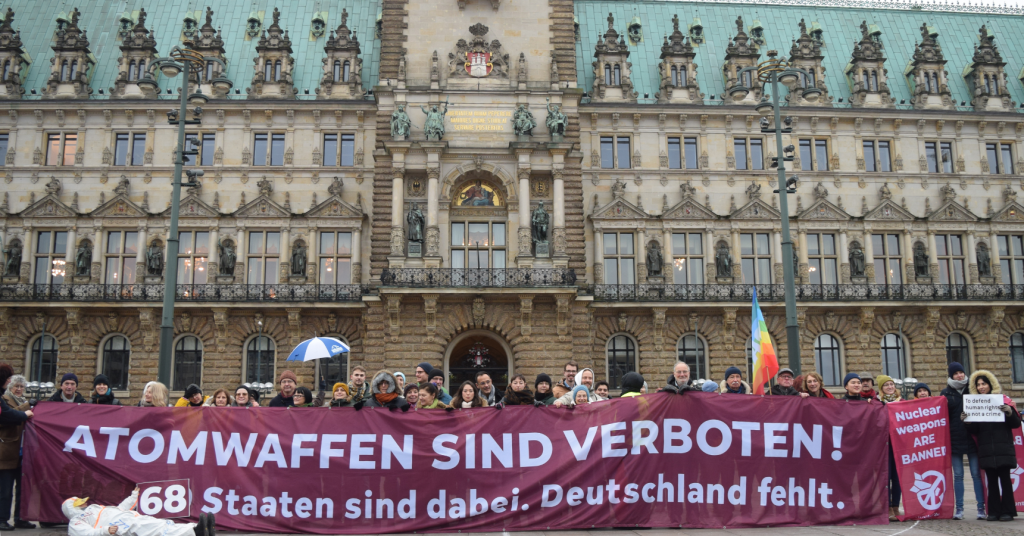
[750,287,780,395]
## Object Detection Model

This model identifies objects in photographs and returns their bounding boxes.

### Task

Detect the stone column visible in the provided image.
[704,229,715,283]
[92,227,103,284]
[279,227,290,283]
[731,230,742,280]
[798,230,809,284]
[420,143,444,266]
[307,227,317,280]
[65,226,76,283]
[903,232,915,284]
[426,167,440,259]
[207,227,219,278]
[517,168,531,262]
[21,226,33,284]
[637,228,647,283]
[663,228,673,282]
[989,234,1002,282]
[351,226,361,284]
[928,231,940,283]
[135,225,147,282]
[390,168,405,257]
[966,231,977,284]
[772,231,783,284]
[839,231,850,283]
[863,230,875,282]
[553,169,565,253]
[594,226,604,284]
[235,228,245,281]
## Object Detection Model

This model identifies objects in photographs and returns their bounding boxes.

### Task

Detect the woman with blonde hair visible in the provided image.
[141,382,169,407]
[801,372,835,399]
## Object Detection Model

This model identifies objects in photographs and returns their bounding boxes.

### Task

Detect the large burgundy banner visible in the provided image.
[887,397,953,521]
[24,393,889,532]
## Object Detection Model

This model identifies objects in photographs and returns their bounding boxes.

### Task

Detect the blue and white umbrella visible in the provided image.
[287,337,350,362]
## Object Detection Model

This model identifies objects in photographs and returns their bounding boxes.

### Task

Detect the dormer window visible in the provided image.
[70,60,78,80]
[342,60,350,82]
[689,24,703,44]
[2,61,9,81]
[128,61,137,81]
[60,60,68,82]
[333,60,341,82]
[671,65,687,87]
[205,61,214,82]
[264,60,272,81]
[740,70,753,88]
[274,60,282,81]
[137,60,146,80]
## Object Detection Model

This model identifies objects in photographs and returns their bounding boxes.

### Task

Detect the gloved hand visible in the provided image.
[533,400,545,407]
[401,404,410,412]
[445,405,454,412]
[353,401,365,411]
[494,401,504,410]
[388,405,396,411]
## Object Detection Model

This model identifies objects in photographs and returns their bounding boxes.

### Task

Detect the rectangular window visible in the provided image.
[816,140,829,171]
[750,139,763,170]
[872,233,903,285]
[177,231,210,285]
[684,137,698,169]
[671,233,704,284]
[799,139,812,171]
[270,133,285,166]
[998,234,1024,285]
[940,142,953,173]
[879,140,891,171]
[114,133,129,166]
[0,133,8,166]
[800,138,829,170]
[253,133,268,166]
[616,137,631,169]
[323,134,338,166]
[863,140,892,172]
[734,138,747,170]
[340,133,355,166]
[603,232,635,285]
[46,134,61,166]
[740,232,772,284]
[936,234,965,285]
[806,233,838,285]
[319,231,353,284]
[131,134,146,166]
[667,137,681,169]
[33,231,68,285]
[62,134,76,166]
[182,134,199,166]
[734,138,763,170]
[201,134,216,167]
[450,222,506,271]
[104,231,139,285]
[988,143,1014,174]
[246,231,281,284]
[925,142,938,173]
[863,141,876,172]
[600,136,614,169]
[46,133,77,166]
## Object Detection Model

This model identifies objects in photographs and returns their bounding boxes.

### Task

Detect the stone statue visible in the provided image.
[849,242,865,277]
[545,101,567,137]
[419,100,448,141]
[715,242,732,278]
[218,240,236,276]
[2,240,21,277]
[913,242,929,277]
[646,242,663,277]
[511,104,536,137]
[75,242,92,277]
[407,202,425,243]
[531,201,549,245]
[291,244,307,276]
[145,242,163,276]
[390,104,411,140]
[977,244,991,278]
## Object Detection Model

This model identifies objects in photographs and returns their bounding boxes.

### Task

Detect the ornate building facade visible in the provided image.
[1,0,1024,402]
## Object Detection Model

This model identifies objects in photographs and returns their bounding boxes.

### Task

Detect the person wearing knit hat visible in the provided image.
[330,382,351,407]
[533,373,555,405]
[718,366,751,394]
[174,384,209,407]
[393,371,406,393]
[427,368,453,404]
[415,362,434,387]
[619,372,645,398]
[702,380,719,393]
[913,383,931,399]
[232,385,257,407]
[842,373,870,401]
[877,375,902,403]
[268,370,299,407]
[568,384,591,406]
[941,360,984,519]
[89,374,121,406]
[49,373,87,403]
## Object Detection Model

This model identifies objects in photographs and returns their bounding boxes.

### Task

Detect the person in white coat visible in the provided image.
[552,368,600,406]
[62,490,215,536]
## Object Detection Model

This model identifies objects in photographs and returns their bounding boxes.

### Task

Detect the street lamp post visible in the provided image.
[739,51,821,377]
[146,45,223,385]
[256,319,264,386]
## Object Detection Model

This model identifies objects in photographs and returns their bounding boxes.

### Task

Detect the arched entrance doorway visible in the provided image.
[444,330,511,393]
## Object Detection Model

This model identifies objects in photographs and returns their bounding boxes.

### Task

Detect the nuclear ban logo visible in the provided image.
[909,471,946,511]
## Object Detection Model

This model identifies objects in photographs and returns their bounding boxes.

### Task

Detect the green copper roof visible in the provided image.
[575,0,1024,108]
[7,0,381,99]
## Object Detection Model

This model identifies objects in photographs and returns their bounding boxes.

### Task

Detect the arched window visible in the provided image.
[741,70,752,88]
[988,75,998,95]
[945,333,971,375]
[264,60,273,81]
[923,72,932,93]
[60,60,68,82]
[128,61,137,81]
[317,336,350,391]
[342,60,350,83]
[205,61,214,82]
[808,70,817,87]
[678,66,687,87]
[870,71,879,92]
[604,64,612,86]
[2,61,9,81]
[606,334,636,390]
[70,60,78,80]
[137,60,146,81]
[29,334,58,383]
[274,60,282,82]
[931,72,939,93]
[862,70,869,89]
[676,334,706,380]
[814,334,842,386]
[670,66,678,87]
[333,60,341,82]
[101,335,131,390]
[245,336,276,385]
[613,65,621,86]
[172,336,203,391]
[880,333,907,379]
[1011,332,1024,384]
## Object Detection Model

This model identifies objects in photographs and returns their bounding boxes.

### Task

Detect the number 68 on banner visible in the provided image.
[137,480,191,519]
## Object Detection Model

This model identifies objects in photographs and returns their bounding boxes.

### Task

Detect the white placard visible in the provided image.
[963,394,1005,422]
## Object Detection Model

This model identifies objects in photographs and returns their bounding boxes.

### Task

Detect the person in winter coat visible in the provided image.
[842,373,872,401]
[701,381,719,393]
[877,375,903,403]
[362,371,411,411]
[551,361,579,400]
[403,384,419,407]
[291,387,314,408]
[89,375,122,406]
[140,382,169,407]
[414,362,434,388]
[476,372,502,406]
[330,383,351,407]
[417,383,446,409]
[963,370,1021,522]
[49,373,87,403]
[568,385,591,406]
[63,491,215,536]
[802,372,835,399]
[534,373,555,405]
[914,383,932,399]
[874,374,903,520]
[0,367,34,530]
[942,362,984,520]
[268,370,298,407]
[719,367,751,394]
[451,381,487,409]
[661,362,696,394]
[174,384,209,407]
[428,369,453,404]
[553,368,599,406]
[859,374,878,400]
[231,386,257,407]
[620,372,645,398]
[203,389,231,407]
[499,374,535,406]
[393,372,406,393]
[770,368,807,397]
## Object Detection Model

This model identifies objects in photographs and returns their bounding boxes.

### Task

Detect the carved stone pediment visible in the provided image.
[305,195,362,218]
[234,195,290,218]
[448,23,509,79]
[730,198,779,220]
[663,198,717,220]
[864,199,915,221]
[160,193,219,218]
[928,200,977,222]
[19,194,77,218]
[798,198,851,221]
[592,197,647,220]
[90,194,147,218]
[990,200,1024,222]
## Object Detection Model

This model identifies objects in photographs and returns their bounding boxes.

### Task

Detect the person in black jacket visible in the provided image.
[268,370,298,407]
[962,370,1021,522]
[89,374,122,405]
[769,368,808,397]
[48,373,87,403]
[942,361,984,520]
[0,365,33,531]
[362,371,410,411]
[661,362,696,394]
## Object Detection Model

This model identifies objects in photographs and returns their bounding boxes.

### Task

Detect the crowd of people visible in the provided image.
[0,359,1018,527]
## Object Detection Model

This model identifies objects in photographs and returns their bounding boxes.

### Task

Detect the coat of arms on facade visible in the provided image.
[449,23,509,78]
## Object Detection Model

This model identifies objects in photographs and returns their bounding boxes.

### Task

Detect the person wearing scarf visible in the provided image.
[942,361,984,520]
[0,368,34,530]
[963,370,1021,521]
[363,371,411,411]
[913,383,931,399]
[291,387,314,407]
[802,372,835,399]
[718,367,751,394]
[452,381,487,409]
[89,374,121,405]
[858,373,878,401]
[568,384,591,406]
[416,383,446,409]
[876,375,903,403]
[330,383,351,407]
[534,373,555,406]
[620,372,645,398]
[499,374,535,407]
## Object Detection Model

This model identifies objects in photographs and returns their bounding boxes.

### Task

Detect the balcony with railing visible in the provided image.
[592,283,1024,302]
[0,283,367,303]
[379,268,578,288]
